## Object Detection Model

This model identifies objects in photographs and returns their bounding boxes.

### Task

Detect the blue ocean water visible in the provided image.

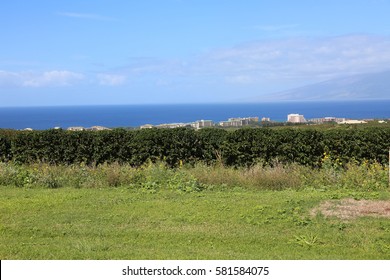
[0,100,389,130]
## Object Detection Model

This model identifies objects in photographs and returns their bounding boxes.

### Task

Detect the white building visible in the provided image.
[229,118,249,126]
[89,126,111,131]
[191,120,213,129]
[219,117,259,127]
[157,123,188,129]
[309,117,346,124]
[67,126,85,131]
[140,124,154,129]
[287,114,306,123]
[338,120,367,124]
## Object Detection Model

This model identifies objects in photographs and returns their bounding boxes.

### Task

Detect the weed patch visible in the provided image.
[0,160,389,191]
[292,234,320,247]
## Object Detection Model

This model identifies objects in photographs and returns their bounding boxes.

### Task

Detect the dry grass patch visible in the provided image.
[312,198,390,220]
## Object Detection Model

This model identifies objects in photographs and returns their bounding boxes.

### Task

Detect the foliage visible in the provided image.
[0,159,388,191]
[1,127,389,168]
[1,124,389,260]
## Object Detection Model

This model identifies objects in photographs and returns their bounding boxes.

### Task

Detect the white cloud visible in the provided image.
[95,35,390,93]
[0,70,21,87]
[97,74,126,86]
[197,35,390,84]
[23,71,84,87]
[5,35,386,95]
[0,70,84,88]
[226,75,255,84]
[119,58,185,76]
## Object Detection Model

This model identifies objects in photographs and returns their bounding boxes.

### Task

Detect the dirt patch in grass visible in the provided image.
[311,199,390,220]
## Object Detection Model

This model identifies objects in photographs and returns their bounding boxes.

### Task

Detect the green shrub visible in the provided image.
[168,170,204,192]
[1,127,389,168]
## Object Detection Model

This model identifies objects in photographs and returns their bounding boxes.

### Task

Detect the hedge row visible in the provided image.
[0,127,389,167]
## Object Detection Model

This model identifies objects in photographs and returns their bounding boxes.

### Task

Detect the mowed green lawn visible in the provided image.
[1,186,389,259]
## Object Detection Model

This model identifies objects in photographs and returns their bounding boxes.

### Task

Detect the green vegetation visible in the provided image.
[0,160,389,259]
[1,126,390,167]
[1,126,389,259]
[0,157,388,191]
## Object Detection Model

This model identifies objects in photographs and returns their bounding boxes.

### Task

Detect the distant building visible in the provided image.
[140,124,154,129]
[218,121,231,127]
[219,117,259,127]
[192,120,213,129]
[287,114,306,123]
[67,126,85,131]
[89,126,111,131]
[157,123,188,129]
[261,117,271,122]
[229,117,249,126]
[338,120,367,124]
[309,117,346,124]
[244,117,259,123]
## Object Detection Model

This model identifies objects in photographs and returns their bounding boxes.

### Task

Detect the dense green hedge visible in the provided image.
[0,127,389,167]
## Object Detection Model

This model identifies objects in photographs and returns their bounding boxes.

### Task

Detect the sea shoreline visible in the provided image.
[1,100,390,130]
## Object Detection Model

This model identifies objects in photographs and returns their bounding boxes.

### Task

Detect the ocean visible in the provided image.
[0,100,389,130]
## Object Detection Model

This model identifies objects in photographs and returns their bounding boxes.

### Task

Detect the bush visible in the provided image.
[1,127,389,168]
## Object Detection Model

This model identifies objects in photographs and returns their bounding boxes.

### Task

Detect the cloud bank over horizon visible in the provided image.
[0,70,84,88]
[2,35,390,90]
[1,1,390,105]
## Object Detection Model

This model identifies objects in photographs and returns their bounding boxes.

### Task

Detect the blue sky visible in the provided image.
[1,0,390,106]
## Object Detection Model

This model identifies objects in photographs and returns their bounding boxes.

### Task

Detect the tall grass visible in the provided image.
[0,159,388,191]
[185,163,302,190]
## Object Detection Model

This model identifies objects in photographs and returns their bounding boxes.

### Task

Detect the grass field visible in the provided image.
[1,161,389,259]
[1,184,389,259]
